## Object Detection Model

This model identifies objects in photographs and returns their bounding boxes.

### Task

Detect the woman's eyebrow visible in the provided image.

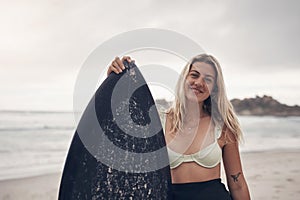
[190,70,200,74]
[205,74,215,79]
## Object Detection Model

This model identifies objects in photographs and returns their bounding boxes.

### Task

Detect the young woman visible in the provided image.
[107,54,251,200]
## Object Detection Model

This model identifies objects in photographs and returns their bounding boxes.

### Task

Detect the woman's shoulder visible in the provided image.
[158,107,172,121]
[218,124,238,148]
[158,109,174,134]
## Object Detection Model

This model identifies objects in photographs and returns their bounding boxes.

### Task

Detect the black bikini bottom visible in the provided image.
[171,178,232,200]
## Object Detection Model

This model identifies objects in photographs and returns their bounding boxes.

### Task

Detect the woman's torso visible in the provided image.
[162,112,225,183]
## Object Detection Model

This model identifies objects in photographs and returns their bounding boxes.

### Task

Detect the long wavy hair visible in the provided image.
[167,54,243,142]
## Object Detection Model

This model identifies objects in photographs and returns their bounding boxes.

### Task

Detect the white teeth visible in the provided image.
[189,87,205,94]
[191,88,201,93]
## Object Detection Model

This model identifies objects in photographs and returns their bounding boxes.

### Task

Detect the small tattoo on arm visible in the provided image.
[231,172,241,182]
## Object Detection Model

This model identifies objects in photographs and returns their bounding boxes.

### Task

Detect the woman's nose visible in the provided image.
[194,77,205,87]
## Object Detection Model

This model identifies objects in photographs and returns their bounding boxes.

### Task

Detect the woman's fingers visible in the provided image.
[107,61,120,76]
[107,56,135,76]
[123,56,135,64]
[122,56,133,63]
[112,60,123,73]
[110,57,123,74]
[115,57,125,70]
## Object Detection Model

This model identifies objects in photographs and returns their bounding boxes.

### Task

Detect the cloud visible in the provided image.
[0,0,299,110]
[1,0,299,69]
[201,0,300,69]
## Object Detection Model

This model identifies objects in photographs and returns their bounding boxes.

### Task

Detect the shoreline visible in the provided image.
[0,173,61,200]
[0,150,299,200]
[1,148,299,182]
[240,148,300,154]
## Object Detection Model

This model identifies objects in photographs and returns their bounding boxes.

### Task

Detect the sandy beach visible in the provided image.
[240,150,300,200]
[0,150,299,200]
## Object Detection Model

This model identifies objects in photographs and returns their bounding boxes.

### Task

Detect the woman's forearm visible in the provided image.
[230,183,250,200]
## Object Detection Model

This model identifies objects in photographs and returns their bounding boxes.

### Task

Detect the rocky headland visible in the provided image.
[230,95,300,116]
[155,95,300,117]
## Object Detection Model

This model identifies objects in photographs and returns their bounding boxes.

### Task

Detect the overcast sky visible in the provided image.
[0,0,299,111]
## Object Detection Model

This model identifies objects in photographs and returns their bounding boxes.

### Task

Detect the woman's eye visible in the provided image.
[205,78,212,83]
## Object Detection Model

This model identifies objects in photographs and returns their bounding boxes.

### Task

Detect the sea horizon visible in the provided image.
[0,110,299,181]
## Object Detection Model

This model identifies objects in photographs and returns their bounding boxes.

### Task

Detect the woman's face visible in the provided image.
[184,61,216,103]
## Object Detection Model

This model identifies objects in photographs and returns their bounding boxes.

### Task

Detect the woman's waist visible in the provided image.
[171,162,221,184]
[172,178,222,186]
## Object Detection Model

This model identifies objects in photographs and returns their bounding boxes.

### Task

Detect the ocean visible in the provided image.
[0,110,299,181]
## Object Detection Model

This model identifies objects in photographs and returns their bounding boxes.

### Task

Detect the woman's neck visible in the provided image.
[184,100,208,122]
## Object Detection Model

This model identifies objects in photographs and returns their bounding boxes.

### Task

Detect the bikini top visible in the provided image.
[160,112,222,169]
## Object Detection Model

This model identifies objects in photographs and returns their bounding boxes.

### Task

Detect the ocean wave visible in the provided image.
[0,126,75,132]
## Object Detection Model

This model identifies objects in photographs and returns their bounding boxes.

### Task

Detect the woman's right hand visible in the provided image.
[107,56,134,76]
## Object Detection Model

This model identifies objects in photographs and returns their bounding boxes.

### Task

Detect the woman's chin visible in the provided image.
[187,92,212,103]
[186,94,204,103]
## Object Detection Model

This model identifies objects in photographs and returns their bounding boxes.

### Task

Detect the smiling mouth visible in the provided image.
[190,87,204,94]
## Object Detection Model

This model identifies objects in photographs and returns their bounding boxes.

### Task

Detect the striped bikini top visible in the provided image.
[160,113,222,169]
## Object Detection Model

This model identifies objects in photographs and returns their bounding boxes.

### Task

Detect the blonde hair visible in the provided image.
[167,54,243,142]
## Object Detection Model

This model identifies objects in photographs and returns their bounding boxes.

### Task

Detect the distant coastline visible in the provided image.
[231,95,300,117]
[156,95,300,117]
[1,95,299,117]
